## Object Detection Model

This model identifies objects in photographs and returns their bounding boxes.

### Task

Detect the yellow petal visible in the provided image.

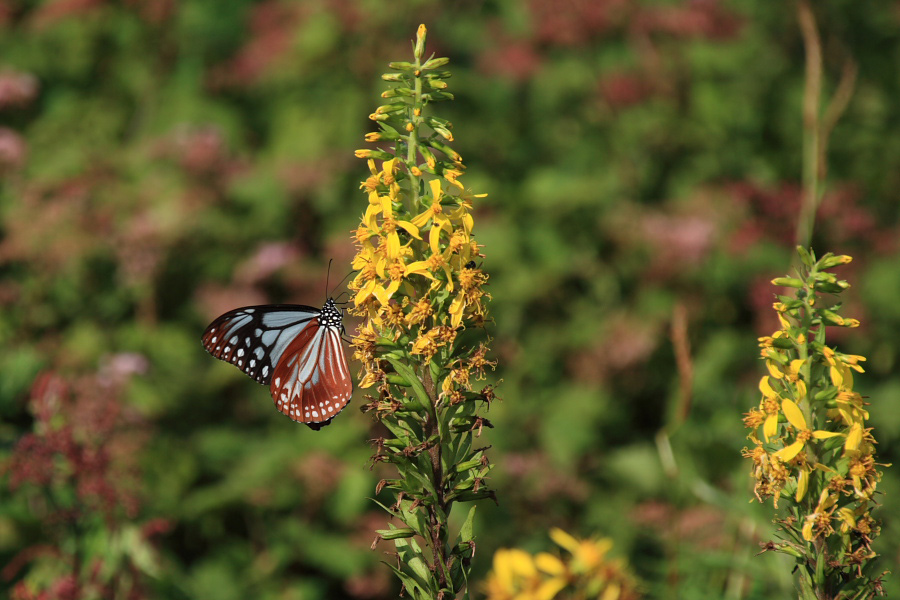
[781,399,807,430]
[759,376,777,399]
[534,553,566,576]
[549,528,580,554]
[359,372,379,389]
[405,261,436,279]
[829,364,843,387]
[801,518,815,541]
[449,293,466,328]
[386,233,401,260]
[844,423,862,452]
[766,360,785,379]
[763,413,778,443]
[774,440,804,462]
[396,219,421,240]
[812,430,841,440]
[836,507,856,530]
[492,550,516,592]
[795,467,809,501]
[505,549,537,578]
[536,578,567,600]
[600,583,622,600]
[795,379,807,400]
[840,364,854,388]
[428,178,443,201]
[789,358,806,375]
[429,225,442,255]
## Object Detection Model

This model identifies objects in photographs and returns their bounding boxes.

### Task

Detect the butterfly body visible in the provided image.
[202,299,352,430]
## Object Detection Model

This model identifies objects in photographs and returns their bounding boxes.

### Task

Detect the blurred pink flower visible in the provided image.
[209,1,305,88]
[599,71,653,108]
[123,0,174,24]
[32,0,105,27]
[642,212,717,265]
[529,0,626,46]
[0,127,27,170]
[99,352,150,385]
[174,126,228,175]
[234,241,302,285]
[635,0,743,40]
[0,71,39,109]
[478,35,542,82]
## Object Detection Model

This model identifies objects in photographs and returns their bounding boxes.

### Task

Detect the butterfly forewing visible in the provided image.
[201,300,352,429]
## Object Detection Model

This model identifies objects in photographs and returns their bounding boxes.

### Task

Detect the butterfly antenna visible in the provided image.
[325,259,333,303]
[328,268,356,299]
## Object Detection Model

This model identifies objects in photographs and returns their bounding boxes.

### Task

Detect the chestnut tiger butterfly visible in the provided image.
[201,298,352,430]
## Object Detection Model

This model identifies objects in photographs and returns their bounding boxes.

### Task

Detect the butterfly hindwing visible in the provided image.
[270,310,352,429]
[201,304,319,385]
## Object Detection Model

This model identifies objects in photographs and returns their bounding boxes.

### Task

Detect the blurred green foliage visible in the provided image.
[1,1,898,599]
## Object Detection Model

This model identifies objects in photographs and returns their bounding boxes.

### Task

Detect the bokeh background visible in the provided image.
[1,1,899,598]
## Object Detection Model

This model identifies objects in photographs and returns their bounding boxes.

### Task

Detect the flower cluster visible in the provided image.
[4,367,163,599]
[741,247,888,595]
[348,25,496,599]
[483,529,641,600]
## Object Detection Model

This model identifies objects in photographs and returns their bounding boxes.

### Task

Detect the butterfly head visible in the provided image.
[319,298,344,333]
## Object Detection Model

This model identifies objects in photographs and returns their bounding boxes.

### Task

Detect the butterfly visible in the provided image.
[201,298,352,430]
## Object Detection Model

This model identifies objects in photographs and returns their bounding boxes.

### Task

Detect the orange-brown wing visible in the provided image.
[269,322,352,430]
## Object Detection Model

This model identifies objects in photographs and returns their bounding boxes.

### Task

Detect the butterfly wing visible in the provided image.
[270,324,352,429]
[201,305,320,385]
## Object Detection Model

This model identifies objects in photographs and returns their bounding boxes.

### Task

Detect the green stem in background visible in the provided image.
[795,0,822,250]
[795,0,857,251]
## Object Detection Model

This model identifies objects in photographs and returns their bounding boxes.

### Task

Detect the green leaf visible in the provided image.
[386,357,433,413]
[395,534,434,591]
[457,505,476,544]
[384,562,429,599]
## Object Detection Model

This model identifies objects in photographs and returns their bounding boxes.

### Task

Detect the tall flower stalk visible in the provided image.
[742,248,888,599]
[349,25,496,599]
